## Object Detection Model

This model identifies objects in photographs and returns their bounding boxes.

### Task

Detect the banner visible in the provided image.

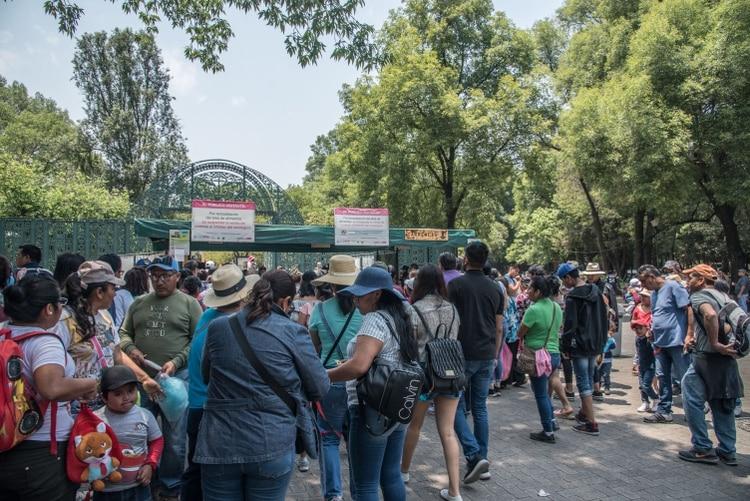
[334,208,389,246]
[191,200,256,243]
[169,229,190,262]
[404,228,449,241]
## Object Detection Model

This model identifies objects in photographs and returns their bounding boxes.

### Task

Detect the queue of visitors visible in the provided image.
[0,241,746,501]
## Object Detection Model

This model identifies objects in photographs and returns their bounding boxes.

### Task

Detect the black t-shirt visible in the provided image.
[448,270,504,361]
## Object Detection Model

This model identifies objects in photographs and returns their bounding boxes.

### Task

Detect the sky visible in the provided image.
[0,0,564,188]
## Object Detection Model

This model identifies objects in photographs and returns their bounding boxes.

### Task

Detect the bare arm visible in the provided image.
[327,336,383,382]
[34,364,97,401]
[115,347,162,396]
[495,314,504,359]
[309,328,322,354]
[516,322,529,342]
[699,303,736,357]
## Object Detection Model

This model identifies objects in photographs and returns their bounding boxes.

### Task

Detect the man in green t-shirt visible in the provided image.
[120,256,203,500]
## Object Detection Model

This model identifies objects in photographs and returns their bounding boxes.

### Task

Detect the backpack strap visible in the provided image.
[321,307,355,368]
[412,305,435,340]
[89,335,109,370]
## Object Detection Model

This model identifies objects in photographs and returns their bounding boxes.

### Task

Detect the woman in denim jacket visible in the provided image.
[195,270,330,501]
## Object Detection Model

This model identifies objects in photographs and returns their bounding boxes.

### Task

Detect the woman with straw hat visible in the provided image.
[308,255,363,501]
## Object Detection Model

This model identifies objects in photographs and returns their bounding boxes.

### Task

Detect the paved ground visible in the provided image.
[288,326,750,500]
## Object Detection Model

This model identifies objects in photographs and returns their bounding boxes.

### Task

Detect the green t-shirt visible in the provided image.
[308,297,362,368]
[119,291,203,371]
[521,298,562,353]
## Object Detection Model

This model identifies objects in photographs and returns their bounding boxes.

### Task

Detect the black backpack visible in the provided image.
[703,289,750,358]
[356,313,426,435]
[413,304,466,394]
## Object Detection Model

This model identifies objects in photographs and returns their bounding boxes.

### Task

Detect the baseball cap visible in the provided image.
[100,365,138,392]
[556,262,578,279]
[147,256,176,272]
[78,261,125,289]
[683,264,719,281]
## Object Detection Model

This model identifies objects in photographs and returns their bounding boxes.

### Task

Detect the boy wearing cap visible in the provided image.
[95,366,164,500]
[679,264,743,466]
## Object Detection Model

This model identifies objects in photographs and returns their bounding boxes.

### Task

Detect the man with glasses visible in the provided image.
[119,256,203,501]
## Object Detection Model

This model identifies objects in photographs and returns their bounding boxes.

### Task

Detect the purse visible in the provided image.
[517,306,557,377]
[413,304,465,394]
[229,315,320,459]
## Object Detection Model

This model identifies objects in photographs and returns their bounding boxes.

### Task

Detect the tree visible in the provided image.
[72,29,189,202]
[40,0,377,72]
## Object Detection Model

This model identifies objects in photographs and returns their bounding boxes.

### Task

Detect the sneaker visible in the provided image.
[643,412,673,424]
[529,431,556,443]
[574,410,589,425]
[592,391,604,401]
[479,472,491,481]
[401,471,410,484]
[463,458,489,484]
[716,449,738,467]
[296,455,310,472]
[327,497,344,501]
[604,387,611,395]
[488,387,498,397]
[572,422,599,436]
[637,402,649,413]
[440,489,463,501]
[649,400,659,412]
[552,420,560,432]
[672,383,682,396]
[565,390,575,399]
[678,448,718,465]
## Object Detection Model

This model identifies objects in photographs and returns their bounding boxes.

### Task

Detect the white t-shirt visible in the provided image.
[10,325,75,442]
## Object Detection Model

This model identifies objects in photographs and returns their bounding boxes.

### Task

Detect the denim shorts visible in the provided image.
[572,356,598,397]
[419,390,460,402]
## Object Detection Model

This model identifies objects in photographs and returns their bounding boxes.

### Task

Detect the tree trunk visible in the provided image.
[644,210,656,265]
[633,208,645,268]
[579,178,609,270]
[714,203,747,279]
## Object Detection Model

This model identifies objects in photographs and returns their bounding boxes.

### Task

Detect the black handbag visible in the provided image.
[229,315,320,459]
[356,312,426,435]
[413,304,466,394]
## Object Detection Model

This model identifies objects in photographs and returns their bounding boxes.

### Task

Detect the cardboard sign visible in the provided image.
[334,208,389,247]
[191,200,256,243]
[404,228,449,241]
[169,229,190,261]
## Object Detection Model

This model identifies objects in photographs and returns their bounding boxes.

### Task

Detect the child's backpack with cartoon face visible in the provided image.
[0,328,60,453]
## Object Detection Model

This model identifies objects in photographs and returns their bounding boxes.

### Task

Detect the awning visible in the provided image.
[134,218,475,253]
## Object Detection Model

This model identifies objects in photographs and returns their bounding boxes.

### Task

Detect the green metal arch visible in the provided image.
[140,159,304,224]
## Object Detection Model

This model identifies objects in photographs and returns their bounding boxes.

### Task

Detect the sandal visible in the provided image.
[554,408,575,420]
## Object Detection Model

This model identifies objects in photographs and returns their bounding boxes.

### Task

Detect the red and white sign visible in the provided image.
[191,200,256,243]
[334,207,390,247]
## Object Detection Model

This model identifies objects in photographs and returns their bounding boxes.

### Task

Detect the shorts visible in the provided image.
[419,391,461,402]
[572,356,598,397]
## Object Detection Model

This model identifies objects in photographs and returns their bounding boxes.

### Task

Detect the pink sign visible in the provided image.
[334,207,390,247]
[191,199,256,243]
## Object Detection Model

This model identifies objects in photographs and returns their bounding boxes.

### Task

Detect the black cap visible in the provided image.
[100,365,138,392]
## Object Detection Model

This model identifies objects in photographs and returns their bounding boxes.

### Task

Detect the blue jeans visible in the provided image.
[348,405,406,501]
[655,346,689,414]
[682,364,736,456]
[181,407,203,501]
[529,353,561,433]
[571,356,597,397]
[599,361,612,389]
[318,383,349,500]
[739,294,748,313]
[140,369,188,496]
[201,448,294,501]
[453,359,493,462]
[639,363,658,403]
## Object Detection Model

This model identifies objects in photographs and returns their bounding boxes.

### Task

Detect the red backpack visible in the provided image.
[0,327,61,454]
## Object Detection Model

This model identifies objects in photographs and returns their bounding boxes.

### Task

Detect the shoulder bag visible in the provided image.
[229,315,320,459]
[413,304,465,394]
[517,305,557,377]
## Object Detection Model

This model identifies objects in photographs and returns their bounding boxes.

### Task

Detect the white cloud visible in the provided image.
[0,49,18,73]
[164,50,198,96]
[230,96,247,107]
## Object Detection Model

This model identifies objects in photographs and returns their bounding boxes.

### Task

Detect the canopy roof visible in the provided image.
[135,218,475,253]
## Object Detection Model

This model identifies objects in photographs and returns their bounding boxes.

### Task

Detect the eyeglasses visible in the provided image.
[149,273,176,283]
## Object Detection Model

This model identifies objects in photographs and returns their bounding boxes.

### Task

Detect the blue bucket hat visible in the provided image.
[339,266,404,301]
[556,262,578,279]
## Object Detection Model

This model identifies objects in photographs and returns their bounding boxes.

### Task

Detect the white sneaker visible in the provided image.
[650,400,659,412]
[296,456,310,472]
[479,472,491,480]
[637,402,649,413]
[735,404,742,418]
[440,489,463,501]
[401,471,410,484]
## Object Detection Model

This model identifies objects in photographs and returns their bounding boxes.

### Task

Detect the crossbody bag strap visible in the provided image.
[89,335,109,370]
[229,315,298,416]
[542,305,558,349]
[322,309,355,368]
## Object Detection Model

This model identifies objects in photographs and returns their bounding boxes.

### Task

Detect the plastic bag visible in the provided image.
[500,343,513,381]
[157,375,188,423]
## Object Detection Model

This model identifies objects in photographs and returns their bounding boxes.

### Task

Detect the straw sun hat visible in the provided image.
[581,262,606,277]
[311,255,359,287]
[202,264,259,308]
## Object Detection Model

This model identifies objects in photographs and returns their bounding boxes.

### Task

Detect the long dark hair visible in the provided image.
[298,271,317,297]
[332,283,354,314]
[245,270,296,324]
[411,264,447,302]
[62,272,109,341]
[3,275,61,323]
[0,255,11,289]
[124,267,149,297]
[53,252,85,288]
[377,292,418,362]
[529,275,560,299]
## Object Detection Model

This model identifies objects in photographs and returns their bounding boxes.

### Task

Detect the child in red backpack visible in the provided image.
[94,366,163,501]
[0,275,97,501]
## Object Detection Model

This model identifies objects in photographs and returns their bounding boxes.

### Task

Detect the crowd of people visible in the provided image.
[0,242,746,501]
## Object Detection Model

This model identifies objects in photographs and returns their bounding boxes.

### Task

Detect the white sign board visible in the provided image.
[191,200,256,243]
[334,208,389,246]
[169,229,190,262]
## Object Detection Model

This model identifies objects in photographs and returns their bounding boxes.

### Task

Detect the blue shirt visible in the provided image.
[308,298,362,369]
[651,280,690,348]
[188,308,225,409]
